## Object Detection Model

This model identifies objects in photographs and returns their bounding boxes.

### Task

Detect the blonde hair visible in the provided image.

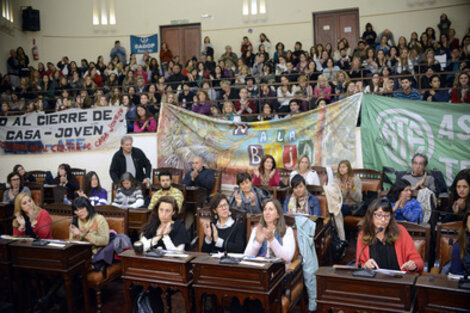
[295,155,311,172]
[222,101,235,114]
[12,193,40,228]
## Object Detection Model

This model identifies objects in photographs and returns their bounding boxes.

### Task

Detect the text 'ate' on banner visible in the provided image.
[361,94,470,186]
[0,106,127,154]
[157,93,362,185]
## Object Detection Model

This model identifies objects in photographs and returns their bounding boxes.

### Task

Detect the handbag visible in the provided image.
[329,215,348,263]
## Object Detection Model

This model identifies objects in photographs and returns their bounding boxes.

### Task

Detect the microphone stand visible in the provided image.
[31,216,71,246]
[219,216,241,264]
[353,226,384,278]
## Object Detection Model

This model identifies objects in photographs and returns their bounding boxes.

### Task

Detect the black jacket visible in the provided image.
[181,166,215,198]
[109,147,151,183]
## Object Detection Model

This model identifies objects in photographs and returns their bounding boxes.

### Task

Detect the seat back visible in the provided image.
[95,205,128,235]
[44,203,73,240]
[26,182,44,206]
[209,169,222,196]
[353,168,383,196]
[435,221,462,272]
[312,166,328,185]
[397,220,431,269]
[71,168,86,190]
[277,168,292,187]
[29,170,48,184]
[153,167,184,185]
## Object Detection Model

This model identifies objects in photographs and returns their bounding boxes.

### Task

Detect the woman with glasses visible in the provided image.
[201,193,246,254]
[3,171,31,203]
[356,198,423,272]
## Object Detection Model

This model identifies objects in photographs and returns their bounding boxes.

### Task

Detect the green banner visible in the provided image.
[157,93,362,185]
[361,94,470,186]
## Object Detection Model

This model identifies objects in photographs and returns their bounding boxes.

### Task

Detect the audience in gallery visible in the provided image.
[3,16,469,133]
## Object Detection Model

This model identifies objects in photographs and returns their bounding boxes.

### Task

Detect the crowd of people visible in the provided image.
[4,132,470,311]
[2,14,470,133]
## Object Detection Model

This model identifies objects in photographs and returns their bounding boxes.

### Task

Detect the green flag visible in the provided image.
[361,94,470,186]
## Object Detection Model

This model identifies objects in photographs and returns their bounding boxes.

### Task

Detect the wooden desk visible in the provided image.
[128,208,150,235]
[191,255,285,313]
[43,185,67,205]
[0,238,14,303]
[416,274,470,312]
[120,250,195,313]
[0,202,14,235]
[316,266,417,312]
[9,240,92,313]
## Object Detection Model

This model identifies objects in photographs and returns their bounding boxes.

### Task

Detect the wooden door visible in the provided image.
[313,9,359,51]
[160,23,201,65]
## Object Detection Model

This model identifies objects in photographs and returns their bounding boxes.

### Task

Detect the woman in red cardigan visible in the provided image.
[252,154,280,187]
[12,192,52,239]
[450,72,470,103]
[356,198,423,272]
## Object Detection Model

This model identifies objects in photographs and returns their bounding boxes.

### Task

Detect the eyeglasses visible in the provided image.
[217,203,230,210]
[374,213,391,220]
[11,178,21,181]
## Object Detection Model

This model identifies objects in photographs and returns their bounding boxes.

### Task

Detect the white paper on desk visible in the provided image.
[211,252,245,259]
[240,261,266,267]
[164,252,189,258]
[243,256,282,263]
[47,243,66,248]
[448,273,464,280]
[374,269,406,276]
[67,240,92,245]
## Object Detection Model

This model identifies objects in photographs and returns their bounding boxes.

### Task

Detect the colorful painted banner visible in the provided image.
[0,106,126,154]
[157,94,362,185]
[130,34,158,54]
[361,94,470,186]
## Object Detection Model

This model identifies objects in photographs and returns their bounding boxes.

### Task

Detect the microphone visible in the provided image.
[219,215,241,264]
[31,216,72,246]
[353,226,384,278]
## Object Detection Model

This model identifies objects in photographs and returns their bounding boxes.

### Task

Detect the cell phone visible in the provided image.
[71,215,78,228]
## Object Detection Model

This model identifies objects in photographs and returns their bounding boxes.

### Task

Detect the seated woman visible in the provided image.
[244,199,295,264]
[13,164,36,183]
[229,172,271,214]
[201,193,246,253]
[388,180,423,223]
[13,192,52,239]
[69,196,109,255]
[51,163,79,200]
[283,174,321,216]
[335,160,362,216]
[77,171,108,206]
[3,171,31,203]
[450,210,470,275]
[133,105,157,133]
[252,154,280,187]
[289,154,320,186]
[112,172,144,209]
[442,169,470,223]
[140,196,189,252]
[356,198,424,272]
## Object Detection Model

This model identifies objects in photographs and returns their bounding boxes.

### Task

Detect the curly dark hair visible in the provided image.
[141,196,177,239]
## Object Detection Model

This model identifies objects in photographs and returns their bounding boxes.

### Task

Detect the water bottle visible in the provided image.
[63,194,71,204]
